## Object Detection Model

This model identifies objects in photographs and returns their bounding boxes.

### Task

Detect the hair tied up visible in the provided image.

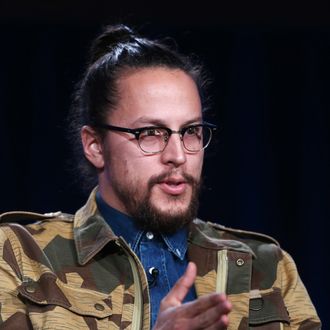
[88,24,136,64]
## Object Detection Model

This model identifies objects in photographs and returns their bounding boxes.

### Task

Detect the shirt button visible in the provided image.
[146,232,154,240]
[148,267,159,276]
[94,303,105,311]
[236,258,245,266]
[175,248,181,257]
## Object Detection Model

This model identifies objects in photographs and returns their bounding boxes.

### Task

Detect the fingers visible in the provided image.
[155,293,232,330]
[203,314,230,330]
[183,292,228,318]
[190,294,232,329]
[156,262,232,330]
[159,262,197,311]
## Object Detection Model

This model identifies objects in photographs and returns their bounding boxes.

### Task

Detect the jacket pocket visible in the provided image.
[18,273,114,330]
[248,288,290,329]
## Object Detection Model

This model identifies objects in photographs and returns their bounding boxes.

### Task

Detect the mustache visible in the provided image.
[148,171,197,188]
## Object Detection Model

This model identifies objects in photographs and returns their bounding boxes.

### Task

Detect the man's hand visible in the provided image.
[153,262,232,330]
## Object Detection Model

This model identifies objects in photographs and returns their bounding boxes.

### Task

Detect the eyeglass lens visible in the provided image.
[138,126,212,153]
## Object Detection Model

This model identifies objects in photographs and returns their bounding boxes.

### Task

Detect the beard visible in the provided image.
[111,170,201,234]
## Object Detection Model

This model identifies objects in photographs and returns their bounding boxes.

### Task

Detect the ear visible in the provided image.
[81,126,105,169]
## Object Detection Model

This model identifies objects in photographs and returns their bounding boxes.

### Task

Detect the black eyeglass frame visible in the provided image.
[96,122,217,154]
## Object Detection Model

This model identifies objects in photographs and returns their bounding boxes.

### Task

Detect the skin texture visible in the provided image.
[81,67,232,328]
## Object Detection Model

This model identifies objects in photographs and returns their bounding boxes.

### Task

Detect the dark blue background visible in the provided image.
[0,1,328,326]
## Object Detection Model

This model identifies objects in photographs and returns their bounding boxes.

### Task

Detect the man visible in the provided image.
[0,25,321,329]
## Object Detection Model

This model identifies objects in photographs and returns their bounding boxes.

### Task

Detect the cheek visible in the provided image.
[188,153,204,176]
[107,152,152,187]
[104,139,135,173]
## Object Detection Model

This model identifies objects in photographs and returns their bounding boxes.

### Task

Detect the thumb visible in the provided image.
[159,262,197,311]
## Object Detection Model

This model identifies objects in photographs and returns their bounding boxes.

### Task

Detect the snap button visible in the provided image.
[146,232,154,240]
[94,303,105,311]
[236,258,245,266]
[25,283,37,294]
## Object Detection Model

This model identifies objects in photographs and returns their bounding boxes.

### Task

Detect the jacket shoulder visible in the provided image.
[193,218,280,246]
[0,211,74,225]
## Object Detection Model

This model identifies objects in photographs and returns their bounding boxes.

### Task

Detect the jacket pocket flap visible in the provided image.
[249,288,290,325]
[18,273,112,318]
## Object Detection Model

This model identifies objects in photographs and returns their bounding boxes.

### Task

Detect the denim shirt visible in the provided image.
[96,193,196,328]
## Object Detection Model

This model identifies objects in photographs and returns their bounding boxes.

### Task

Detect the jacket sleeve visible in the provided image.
[0,227,32,329]
[280,249,321,329]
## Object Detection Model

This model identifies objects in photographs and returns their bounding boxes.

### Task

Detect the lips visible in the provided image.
[158,177,187,195]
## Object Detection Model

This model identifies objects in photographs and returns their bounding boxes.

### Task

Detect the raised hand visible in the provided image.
[153,262,232,330]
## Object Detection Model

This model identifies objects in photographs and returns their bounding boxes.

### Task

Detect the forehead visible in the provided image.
[109,67,202,126]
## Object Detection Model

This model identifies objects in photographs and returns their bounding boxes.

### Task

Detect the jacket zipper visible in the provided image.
[216,250,228,293]
[117,238,144,330]
[127,253,143,329]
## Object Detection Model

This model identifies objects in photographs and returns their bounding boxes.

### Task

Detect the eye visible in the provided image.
[185,126,199,135]
[140,128,163,137]
[143,128,161,136]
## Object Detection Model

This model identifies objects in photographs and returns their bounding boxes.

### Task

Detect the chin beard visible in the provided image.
[113,172,201,234]
[132,189,200,234]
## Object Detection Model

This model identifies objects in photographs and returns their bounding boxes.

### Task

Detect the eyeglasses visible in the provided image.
[97,122,217,154]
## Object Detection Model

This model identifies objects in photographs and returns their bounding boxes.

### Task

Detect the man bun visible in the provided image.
[88,24,137,64]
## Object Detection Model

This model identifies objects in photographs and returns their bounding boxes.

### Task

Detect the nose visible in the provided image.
[160,133,186,167]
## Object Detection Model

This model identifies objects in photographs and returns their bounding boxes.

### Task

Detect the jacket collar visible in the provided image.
[73,189,256,266]
[73,188,118,265]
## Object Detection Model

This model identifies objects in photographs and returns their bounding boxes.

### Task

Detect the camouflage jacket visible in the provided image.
[0,190,321,329]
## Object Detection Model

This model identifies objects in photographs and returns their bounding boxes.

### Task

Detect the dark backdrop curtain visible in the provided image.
[0,24,328,325]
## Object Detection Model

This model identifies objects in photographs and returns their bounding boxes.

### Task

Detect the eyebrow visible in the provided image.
[131,116,203,128]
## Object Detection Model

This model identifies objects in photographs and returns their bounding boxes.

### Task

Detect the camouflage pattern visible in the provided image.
[0,189,321,329]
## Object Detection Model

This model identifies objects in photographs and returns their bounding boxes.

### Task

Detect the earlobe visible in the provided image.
[81,126,105,169]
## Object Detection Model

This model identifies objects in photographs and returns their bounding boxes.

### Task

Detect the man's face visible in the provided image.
[97,68,204,232]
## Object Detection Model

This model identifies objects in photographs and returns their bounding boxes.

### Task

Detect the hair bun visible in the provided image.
[89,24,137,64]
